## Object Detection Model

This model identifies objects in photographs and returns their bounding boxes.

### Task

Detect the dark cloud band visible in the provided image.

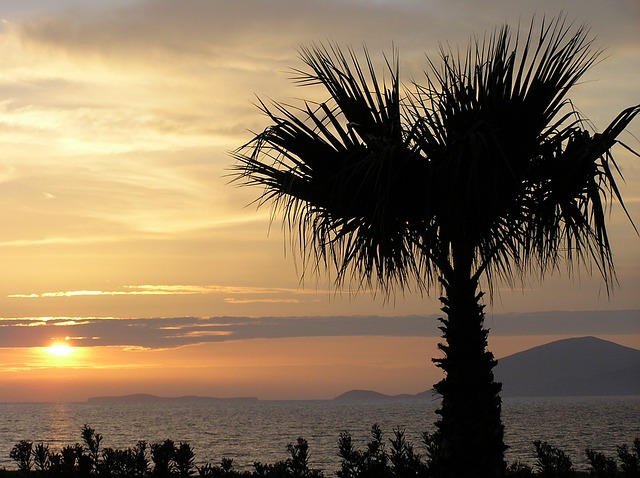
[0,310,637,349]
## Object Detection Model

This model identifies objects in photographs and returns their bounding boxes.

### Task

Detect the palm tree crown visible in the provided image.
[232,17,638,298]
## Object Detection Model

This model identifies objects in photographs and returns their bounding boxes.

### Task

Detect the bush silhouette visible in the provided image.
[7,426,640,478]
[618,438,640,478]
[151,440,176,478]
[10,440,33,473]
[585,449,617,478]
[33,443,50,473]
[174,443,195,478]
[533,441,574,478]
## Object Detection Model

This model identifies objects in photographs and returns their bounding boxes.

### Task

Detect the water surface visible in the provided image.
[1,396,638,472]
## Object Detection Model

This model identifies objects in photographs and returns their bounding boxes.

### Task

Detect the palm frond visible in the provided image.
[524,105,640,289]
[231,44,436,294]
[232,18,638,298]
[407,15,635,292]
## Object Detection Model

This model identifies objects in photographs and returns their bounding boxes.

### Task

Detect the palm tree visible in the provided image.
[231,17,639,478]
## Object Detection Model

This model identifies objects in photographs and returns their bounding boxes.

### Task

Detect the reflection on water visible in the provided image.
[0,397,638,472]
[47,403,76,450]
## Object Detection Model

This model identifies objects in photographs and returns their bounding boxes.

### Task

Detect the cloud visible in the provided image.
[13,1,429,62]
[0,310,637,350]
[12,0,640,60]
[7,283,332,298]
[223,298,303,304]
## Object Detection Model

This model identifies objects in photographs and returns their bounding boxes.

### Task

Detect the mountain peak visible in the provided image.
[494,336,640,397]
[334,337,639,400]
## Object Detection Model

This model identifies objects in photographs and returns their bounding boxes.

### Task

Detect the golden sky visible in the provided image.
[0,0,638,401]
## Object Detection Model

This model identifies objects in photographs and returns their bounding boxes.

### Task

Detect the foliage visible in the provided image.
[130,441,150,478]
[231,17,639,306]
[286,438,315,478]
[197,458,248,478]
[253,437,323,478]
[60,443,90,476]
[10,441,33,473]
[82,425,103,469]
[336,431,359,478]
[336,424,432,478]
[617,438,640,478]
[32,443,50,473]
[8,426,640,478]
[506,461,535,478]
[151,440,177,478]
[420,432,443,476]
[337,424,389,478]
[585,449,617,478]
[388,428,426,478]
[99,443,148,478]
[533,441,574,478]
[175,443,196,478]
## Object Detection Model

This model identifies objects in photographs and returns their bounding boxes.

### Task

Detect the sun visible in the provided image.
[47,343,74,357]
[38,340,84,367]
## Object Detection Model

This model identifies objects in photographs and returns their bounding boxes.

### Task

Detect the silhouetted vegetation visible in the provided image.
[9,441,33,474]
[617,439,640,478]
[532,441,574,478]
[4,426,639,478]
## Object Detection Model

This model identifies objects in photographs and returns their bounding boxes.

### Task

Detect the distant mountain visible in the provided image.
[87,394,259,403]
[494,336,640,397]
[334,389,433,401]
[335,336,640,400]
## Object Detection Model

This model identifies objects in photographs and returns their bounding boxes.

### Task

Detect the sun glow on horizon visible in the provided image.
[47,342,74,357]
[40,341,84,367]
[34,340,92,369]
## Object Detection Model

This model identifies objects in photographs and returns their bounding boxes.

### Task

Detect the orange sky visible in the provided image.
[0,0,639,402]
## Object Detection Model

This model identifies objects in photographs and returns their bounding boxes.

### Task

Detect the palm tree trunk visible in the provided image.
[432,272,506,478]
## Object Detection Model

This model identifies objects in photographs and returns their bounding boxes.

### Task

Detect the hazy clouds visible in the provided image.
[1,310,637,349]
[1,0,638,321]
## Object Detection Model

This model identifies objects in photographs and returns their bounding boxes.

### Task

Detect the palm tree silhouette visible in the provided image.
[232,17,639,478]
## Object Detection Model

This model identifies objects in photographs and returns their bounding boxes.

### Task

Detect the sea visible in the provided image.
[0,396,638,473]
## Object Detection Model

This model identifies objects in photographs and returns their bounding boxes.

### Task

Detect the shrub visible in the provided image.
[253,460,291,478]
[197,463,216,477]
[618,438,640,478]
[197,458,245,478]
[48,451,63,476]
[175,442,196,477]
[10,440,33,473]
[389,428,424,477]
[82,425,103,469]
[33,443,51,472]
[58,443,90,476]
[585,449,617,478]
[533,441,574,478]
[101,446,144,477]
[253,437,322,478]
[337,431,362,478]
[363,424,388,478]
[151,439,177,478]
[286,438,311,478]
[338,425,430,478]
[130,441,150,477]
[99,447,118,477]
[506,461,535,478]
[9,426,638,478]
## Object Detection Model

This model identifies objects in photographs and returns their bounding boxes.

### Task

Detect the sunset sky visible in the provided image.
[1,0,638,402]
